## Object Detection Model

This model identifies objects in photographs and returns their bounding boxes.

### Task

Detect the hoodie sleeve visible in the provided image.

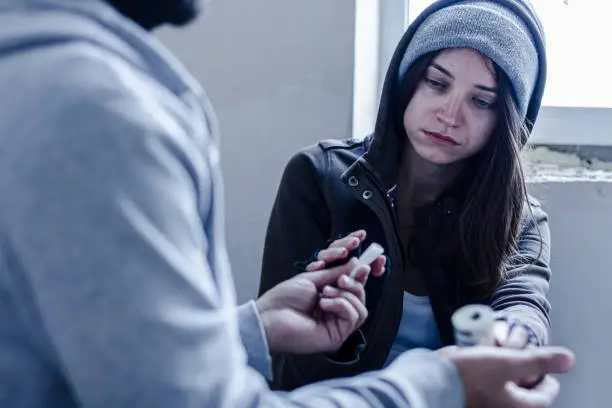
[490,198,552,346]
[237,300,274,380]
[1,51,465,408]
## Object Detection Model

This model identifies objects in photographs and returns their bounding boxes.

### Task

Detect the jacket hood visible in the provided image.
[364,0,547,189]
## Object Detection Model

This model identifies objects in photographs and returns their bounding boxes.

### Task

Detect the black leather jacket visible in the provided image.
[258,0,550,391]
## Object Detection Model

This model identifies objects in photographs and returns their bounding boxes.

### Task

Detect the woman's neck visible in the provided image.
[396,144,464,208]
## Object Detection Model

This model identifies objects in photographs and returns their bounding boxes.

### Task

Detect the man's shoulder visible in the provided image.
[0,36,181,153]
[0,29,195,182]
[9,44,146,107]
[0,9,158,113]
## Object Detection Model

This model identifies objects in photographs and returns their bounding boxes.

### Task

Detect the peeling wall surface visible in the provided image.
[524,146,612,183]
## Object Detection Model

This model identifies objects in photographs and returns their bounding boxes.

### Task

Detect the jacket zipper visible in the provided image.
[353,163,406,362]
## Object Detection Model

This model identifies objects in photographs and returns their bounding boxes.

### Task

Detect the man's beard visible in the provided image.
[106,0,200,30]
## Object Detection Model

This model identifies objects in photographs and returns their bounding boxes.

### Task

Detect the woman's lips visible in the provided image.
[423,130,460,146]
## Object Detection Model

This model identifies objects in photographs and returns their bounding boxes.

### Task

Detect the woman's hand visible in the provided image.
[304,230,387,283]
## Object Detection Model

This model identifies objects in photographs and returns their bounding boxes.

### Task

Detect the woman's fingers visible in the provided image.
[305,230,368,271]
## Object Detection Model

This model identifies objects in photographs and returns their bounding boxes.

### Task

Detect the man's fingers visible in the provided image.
[335,274,366,303]
[437,345,459,357]
[349,263,373,285]
[303,258,359,289]
[346,257,381,286]
[505,347,575,381]
[321,285,368,326]
[319,297,360,328]
[505,375,560,408]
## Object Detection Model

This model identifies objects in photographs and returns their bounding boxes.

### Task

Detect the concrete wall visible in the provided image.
[528,181,611,408]
[157,2,608,407]
[157,0,355,302]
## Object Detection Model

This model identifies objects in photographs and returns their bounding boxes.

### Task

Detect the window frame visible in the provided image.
[352,0,612,146]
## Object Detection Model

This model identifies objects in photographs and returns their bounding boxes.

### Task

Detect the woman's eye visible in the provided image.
[473,97,495,109]
[424,77,446,90]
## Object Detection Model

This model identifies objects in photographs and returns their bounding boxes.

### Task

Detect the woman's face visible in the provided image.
[403,47,499,165]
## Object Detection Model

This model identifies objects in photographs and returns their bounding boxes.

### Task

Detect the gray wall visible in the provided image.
[528,182,611,408]
[157,3,609,407]
[158,0,355,302]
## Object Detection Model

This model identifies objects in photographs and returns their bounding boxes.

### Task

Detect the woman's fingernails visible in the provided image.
[306,261,323,271]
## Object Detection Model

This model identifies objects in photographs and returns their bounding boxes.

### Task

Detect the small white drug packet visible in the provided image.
[451,304,495,347]
[349,242,385,278]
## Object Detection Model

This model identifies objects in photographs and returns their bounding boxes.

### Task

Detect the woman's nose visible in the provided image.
[437,94,462,128]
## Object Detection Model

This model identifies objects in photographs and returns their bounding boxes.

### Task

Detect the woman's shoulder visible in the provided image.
[297,136,368,157]
[282,136,371,176]
[526,193,543,208]
[517,194,550,247]
[317,136,369,152]
[523,194,548,224]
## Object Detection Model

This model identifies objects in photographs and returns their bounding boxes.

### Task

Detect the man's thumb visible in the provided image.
[506,347,575,381]
[302,258,360,289]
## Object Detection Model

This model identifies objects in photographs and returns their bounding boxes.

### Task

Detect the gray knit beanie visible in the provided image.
[398,0,539,118]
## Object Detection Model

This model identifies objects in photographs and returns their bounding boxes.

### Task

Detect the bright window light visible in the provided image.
[407,0,612,109]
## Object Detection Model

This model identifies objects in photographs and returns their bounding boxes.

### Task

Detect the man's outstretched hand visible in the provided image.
[438,345,575,408]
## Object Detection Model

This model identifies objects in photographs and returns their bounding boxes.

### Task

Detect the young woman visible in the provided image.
[258,0,552,391]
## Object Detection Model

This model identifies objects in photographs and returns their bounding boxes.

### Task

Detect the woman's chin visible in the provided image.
[412,144,461,166]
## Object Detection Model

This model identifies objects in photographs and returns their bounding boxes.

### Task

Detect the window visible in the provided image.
[352,0,612,145]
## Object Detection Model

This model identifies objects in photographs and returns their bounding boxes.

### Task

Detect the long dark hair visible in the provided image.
[395,51,532,298]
